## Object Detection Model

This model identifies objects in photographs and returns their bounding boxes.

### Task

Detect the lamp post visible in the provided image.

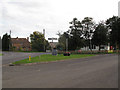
[43,29,45,52]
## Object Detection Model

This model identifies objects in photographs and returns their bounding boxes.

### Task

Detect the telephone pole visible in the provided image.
[9,30,11,51]
[43,29,45,52]
[10,30,11,36]
[43,29,45,37]
[66,38,68,52]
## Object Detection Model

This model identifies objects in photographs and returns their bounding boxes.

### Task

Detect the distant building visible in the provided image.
[80,45,110,51]
[11,37,31,51]
[49,42,58,49]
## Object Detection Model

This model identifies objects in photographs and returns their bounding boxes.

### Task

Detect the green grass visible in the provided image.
[0,53,2,56]
[15,51,45,53]
[12,54,95,64]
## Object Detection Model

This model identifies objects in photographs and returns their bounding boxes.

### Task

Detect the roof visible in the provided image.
[49,42,58,48]
[11,37,30,47]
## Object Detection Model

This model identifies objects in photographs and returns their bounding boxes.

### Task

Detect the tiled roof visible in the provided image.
[11,37,30,47]
[49,42,58,48]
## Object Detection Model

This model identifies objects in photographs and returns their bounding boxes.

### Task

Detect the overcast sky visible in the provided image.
[0,0,119,41]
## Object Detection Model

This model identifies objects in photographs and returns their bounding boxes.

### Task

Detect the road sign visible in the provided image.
[48,38,57,40]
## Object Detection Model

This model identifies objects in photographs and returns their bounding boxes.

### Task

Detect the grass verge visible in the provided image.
[0,53,2,56]
[15,51,46,53]
[12,54,95,65]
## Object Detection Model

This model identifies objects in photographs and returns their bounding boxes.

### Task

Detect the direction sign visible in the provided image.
[48,38,57,40]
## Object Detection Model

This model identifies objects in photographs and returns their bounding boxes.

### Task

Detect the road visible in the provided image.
[3,54,118,88]
[2,52,51,65]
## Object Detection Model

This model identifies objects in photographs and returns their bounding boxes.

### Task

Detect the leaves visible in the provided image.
[106,16,120,49]
[2,33,11,51]
[30,31,49,51]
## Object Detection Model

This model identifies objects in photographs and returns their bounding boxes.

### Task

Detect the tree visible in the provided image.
[82,17,95,39]
[69,18,84,50]
[106,16,120,50]
[57,17,95,51]
[92,23,108,51]
[2,33,11,51]
[82,17,95,51]
[30,31,49,51]
[45,39,51,50]
[57,32,69,51]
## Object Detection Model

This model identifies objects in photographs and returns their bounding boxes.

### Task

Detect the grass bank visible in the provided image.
[0,53,2,56]
[12,54,95,65]
[15,51,45,53]
[58,50,119,54]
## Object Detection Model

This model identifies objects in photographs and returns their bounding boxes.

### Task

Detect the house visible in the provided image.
[11,37,31,51]
[49,42,58,49]
[80,45,110,51]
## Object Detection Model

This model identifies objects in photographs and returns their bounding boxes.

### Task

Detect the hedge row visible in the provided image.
[58,50,119,54]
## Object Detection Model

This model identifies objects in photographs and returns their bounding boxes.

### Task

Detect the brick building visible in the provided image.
[11,37,31,51]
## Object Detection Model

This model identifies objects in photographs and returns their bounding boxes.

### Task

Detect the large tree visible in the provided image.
[2,33,11,51]
[92,23,108,51]
[69,18,84,50]
[57,17,95,51]
[106,16,120,50]
[57,31,70,51]
[82,17,95,51]
[82,17,95,39]
[30,31,49,51]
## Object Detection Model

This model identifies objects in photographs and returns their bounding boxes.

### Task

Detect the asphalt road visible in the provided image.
[3,54,118,88]
[2,52,51,65]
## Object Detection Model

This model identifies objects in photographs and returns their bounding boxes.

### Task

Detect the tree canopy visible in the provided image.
[92,23,108,51]
[30,31,49,51]
[2,33,11,51]
[106,16,120,49]
[57,16,120,51]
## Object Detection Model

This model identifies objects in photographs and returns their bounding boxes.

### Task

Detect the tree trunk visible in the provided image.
[90,39,92,51]
[115,42,118,50]
[99,45,101,51]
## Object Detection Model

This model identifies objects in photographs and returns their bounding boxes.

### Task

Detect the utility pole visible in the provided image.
[10,30,11,36]
[43,29,45,52]
[9,30,11,51]
[43,29,45,37]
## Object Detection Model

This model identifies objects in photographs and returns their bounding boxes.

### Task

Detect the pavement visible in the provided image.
[2,51,51,65]
[2,54,118,88]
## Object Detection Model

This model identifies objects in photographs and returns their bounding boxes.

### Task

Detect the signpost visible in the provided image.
[48,38,57,42]
[48,38,57,55]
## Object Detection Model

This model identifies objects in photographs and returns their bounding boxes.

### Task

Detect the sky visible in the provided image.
[0,0,119,42]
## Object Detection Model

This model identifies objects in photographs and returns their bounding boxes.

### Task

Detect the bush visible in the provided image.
[63,52,71,56]
[58,50,118,54]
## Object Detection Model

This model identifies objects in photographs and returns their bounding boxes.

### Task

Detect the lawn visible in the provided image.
[12,54,95,64]
[0,53,2,56]
[16,51,45,53]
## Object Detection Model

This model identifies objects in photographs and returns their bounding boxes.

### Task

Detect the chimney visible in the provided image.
[27,37,29,41]
[16,37,18,40]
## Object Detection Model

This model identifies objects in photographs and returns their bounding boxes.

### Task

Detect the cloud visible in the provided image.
[0,0,119,40]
